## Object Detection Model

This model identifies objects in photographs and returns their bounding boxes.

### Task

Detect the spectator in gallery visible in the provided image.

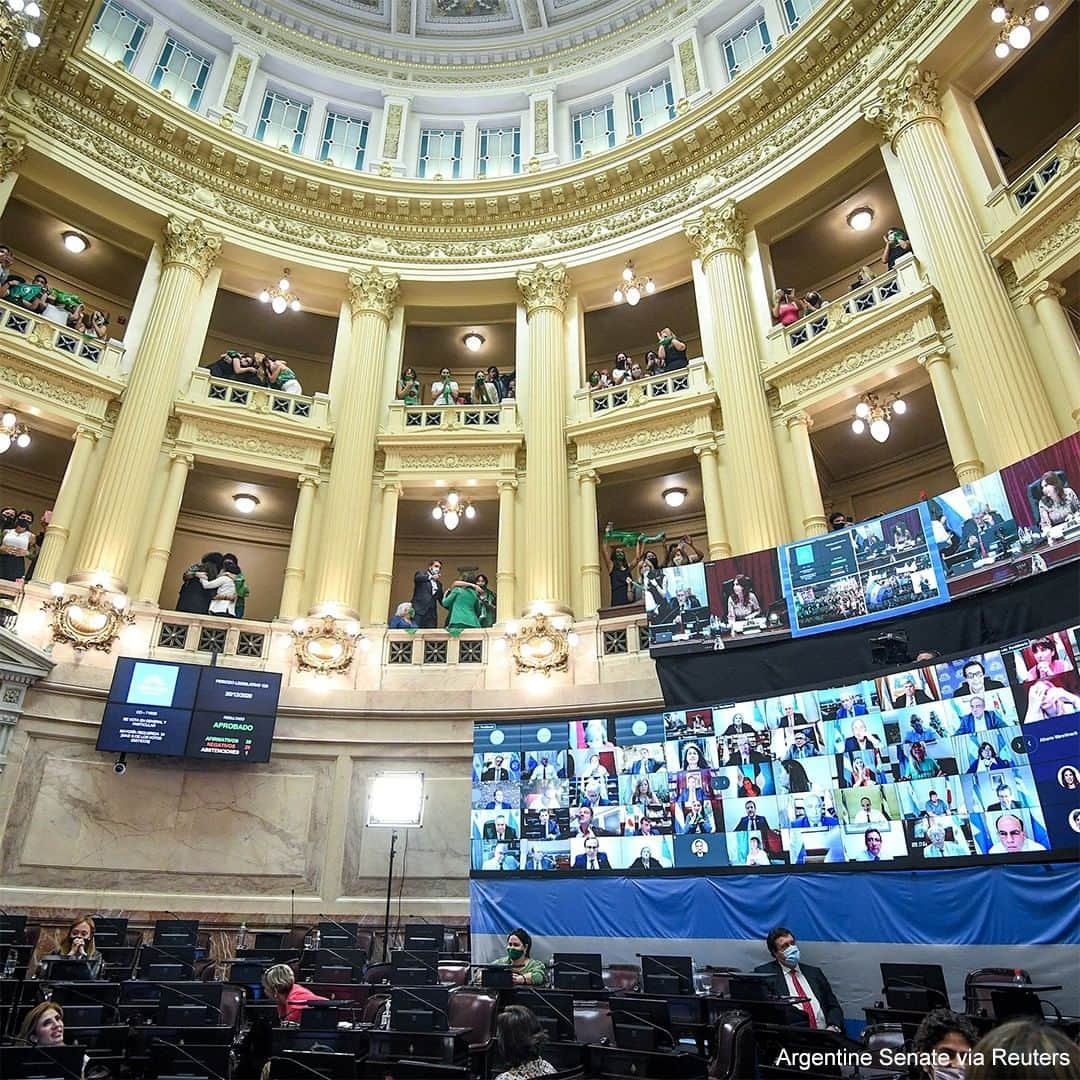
[656,327,688,370]
[411,559,444,628]
[389,602,417,629]
[803,290,824,312]
[610,352,632,385]
[198,555,240,617]
[628,362,645,381]
[487,366,510,400]
[601,543,635,607]
[440,574,483,630]
[645,349,663,375]
[772,287,803,326]
[954,695,1007,734]
[892,674,931,709]
[727,574,762,622]
[432,366,460,404]
[1025,678,1080,723]
[911,1008,978,1080]
[0,509,34,581]
[262,963,328,1022]
[882,227,912,270]
[665,536,704,567]
[903,741,943,781]
[1037,471,1080,528]
[474,572,497,628]
[261,355,303,395]
[221,553,249,618]
[473,369,500,405]
[987,814,1046,854]
[396,366,422,405]
[493,1004,556,1079]
[177,552,223,613]
[829,511,854,531]
[966,741,1012,774]
[953,658,1005,697]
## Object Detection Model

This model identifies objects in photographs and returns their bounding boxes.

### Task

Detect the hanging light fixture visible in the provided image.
[258,268,302,314]
[989,2,1048,58]
[612,260,656,306]
[432,490,476,531]
[4,0,43,47]
[462,332,485,353]
[851,392,907,443]
[0,409,30,454]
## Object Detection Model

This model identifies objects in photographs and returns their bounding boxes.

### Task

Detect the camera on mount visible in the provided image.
[114,753,127,775]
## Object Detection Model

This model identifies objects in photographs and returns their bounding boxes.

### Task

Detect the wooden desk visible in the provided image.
[585,1042,709,1078]
[366,1026,471,1066]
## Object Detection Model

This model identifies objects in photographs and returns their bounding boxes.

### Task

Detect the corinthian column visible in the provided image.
[495,478,518,623]
[70,217,222,591]
[863,65,1057,461]
[310,266,399,618]
[785,413,827,537]
[369,480,401,624]
[0,133,25,218]
[279,473,319,620]
[693,442,732,559]
[517,264,571,615]
[577,469,602,617]
[684,202,789,552]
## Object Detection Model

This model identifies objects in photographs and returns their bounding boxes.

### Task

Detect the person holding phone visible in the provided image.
[656,327,688,370]
[772,288,803,326]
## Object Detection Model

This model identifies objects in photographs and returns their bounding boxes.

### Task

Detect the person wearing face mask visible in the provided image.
[912,1009,978,1080]
[56,914,105,979]
[0,509,34,581]
[489,928,547,986]
[754,927,843,1031]
[432,367,460,404]
[411,559,445,629]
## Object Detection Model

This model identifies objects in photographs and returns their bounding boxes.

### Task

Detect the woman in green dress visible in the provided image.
[475,572,497,628]
[490,928,547,986]
[441,572,483,630]
[397,366,422,405]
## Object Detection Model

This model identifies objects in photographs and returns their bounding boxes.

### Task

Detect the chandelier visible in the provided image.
[258,268,302,314]
[612,260,655,306]
[990,1,1049,57]
[852,392,907,443]
[0,409,30,453]
[2,0,44,48]
[432,490,475,531]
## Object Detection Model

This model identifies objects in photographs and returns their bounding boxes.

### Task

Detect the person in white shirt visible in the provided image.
[432,367,459,404]
[744,836,771,866]
[852,796,887,824]
[199,562,238,616]
[987,813,1047,854]
[530,755,558,781]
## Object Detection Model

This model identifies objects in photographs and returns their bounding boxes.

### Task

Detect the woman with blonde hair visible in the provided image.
[58,914,104,978]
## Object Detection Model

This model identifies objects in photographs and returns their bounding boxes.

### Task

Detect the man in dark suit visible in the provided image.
[953,659,1005,698]
[411,559,444,629]
[733,800,769,832]
[572,838,610,870]
[754,927,843,1031]
[481,815,517,842]
[891,676,931,709]
[482,755,510,781]
[722,712,756,736]
[628,847,665,870]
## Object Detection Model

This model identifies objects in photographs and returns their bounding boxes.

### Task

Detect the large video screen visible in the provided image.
[96,658,281,763]
[471,623,1080,874]
[648,432,1080,656]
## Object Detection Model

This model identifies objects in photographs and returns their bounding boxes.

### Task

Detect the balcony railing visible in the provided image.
[1009,124,1079,211]
[184,369,331,427]
[0,298,126,377]
[583,358,709,416]
[383,399,520,434]
[767,259,922,361]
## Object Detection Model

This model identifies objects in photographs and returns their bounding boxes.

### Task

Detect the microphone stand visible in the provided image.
[514,984,575,1037]
[4,1039,84,1080]
[610,1006,676,1050]
[880,976,949,1009]
[382,830,397,963]
[635,953,691,993]
[390,984,452,1029]
[150,1036,229,1080]
[553,958,601,989]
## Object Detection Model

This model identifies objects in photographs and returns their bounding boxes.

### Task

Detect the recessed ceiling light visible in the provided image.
[62,231,89,253]
[233,493,260,514]
[662,487,688,508]
[846,207,874,232]
[463,332,485,352]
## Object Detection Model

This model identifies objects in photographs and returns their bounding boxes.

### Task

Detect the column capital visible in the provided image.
[1024,279,1066,306]
[517,263,569,317]
[577,468,599,486]
[380,479,402,495]
[862,64,941,148]
[298,472,321,490]
[684,199,746,263]
[347,266,400,321]
[73,423,101,443]
[497,477,519,493]
[162,216,223,280]
[0,133,26,179]
[785,410,812,430]
[693,440,718,460]
[918,345,951,369]
[168,449,195,468]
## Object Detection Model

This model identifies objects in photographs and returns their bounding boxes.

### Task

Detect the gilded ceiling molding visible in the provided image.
[0,132,25,177]
[347,266,401,320]
[684,198,746,263]
[861,62,942,149]
[162,215,224,279]
[517,263,569,316]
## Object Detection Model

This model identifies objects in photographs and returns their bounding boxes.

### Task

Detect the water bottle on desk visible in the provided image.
[2,947,16,978]
[238,922,247,951]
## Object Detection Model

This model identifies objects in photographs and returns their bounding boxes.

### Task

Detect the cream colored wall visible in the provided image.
[825,446,957,522]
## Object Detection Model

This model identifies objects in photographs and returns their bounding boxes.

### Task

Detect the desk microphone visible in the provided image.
[611,1006,675,1050]
[150,1037,228,1080]
[268,1053,338,1080]
[515,985,575,1034]
[43,980,125,1022]
[305,946,366,972]
[391,947,440,974]
[135,978,226,1021]
[553,959,599,977]
[319,917,360,943]
[391,984,451,1022]
[4,1039,84,1080]
[880,976,949,1007]
[635,954,690,989]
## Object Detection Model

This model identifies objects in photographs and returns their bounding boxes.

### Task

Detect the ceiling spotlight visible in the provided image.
[847,206,875,232]
[663,487,688,508]
[233,493,260,514]
[990,1,1009,21]
[1007,20,1031,46]
[463,332,485,352]
[62,231,88,254]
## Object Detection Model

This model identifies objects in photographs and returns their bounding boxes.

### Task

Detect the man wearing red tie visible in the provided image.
[754,927,844,1031]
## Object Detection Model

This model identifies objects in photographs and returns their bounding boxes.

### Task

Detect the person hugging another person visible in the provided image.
[198,553,241,617]
[177,551,223,614]
[260,353,303,395]
[441,571,486,631]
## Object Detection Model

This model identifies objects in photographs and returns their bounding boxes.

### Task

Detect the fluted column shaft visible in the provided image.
[137,451,194,603]
[1028,281,1080,426]
[310,267,399,617]
[518,264,571,614]
[31,426,99,583]
[495,479,517,623]
[578,470,602,617]
[785,414,828,537]
[685,202,788,552]
[279,474,319,620]
[369,481,402,624]
[694,443,732,559]
[864,65,1057,461]
[919,348,985,485]
[0,134,25,219]
[71,217,221,591]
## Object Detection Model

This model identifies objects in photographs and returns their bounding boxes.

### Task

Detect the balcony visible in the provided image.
[577,360,709,421]
[1006,124,1079,212]
[763,258,941,407]
[183,368,330,428]
[382,399,520,434]
[0,299,127,378]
